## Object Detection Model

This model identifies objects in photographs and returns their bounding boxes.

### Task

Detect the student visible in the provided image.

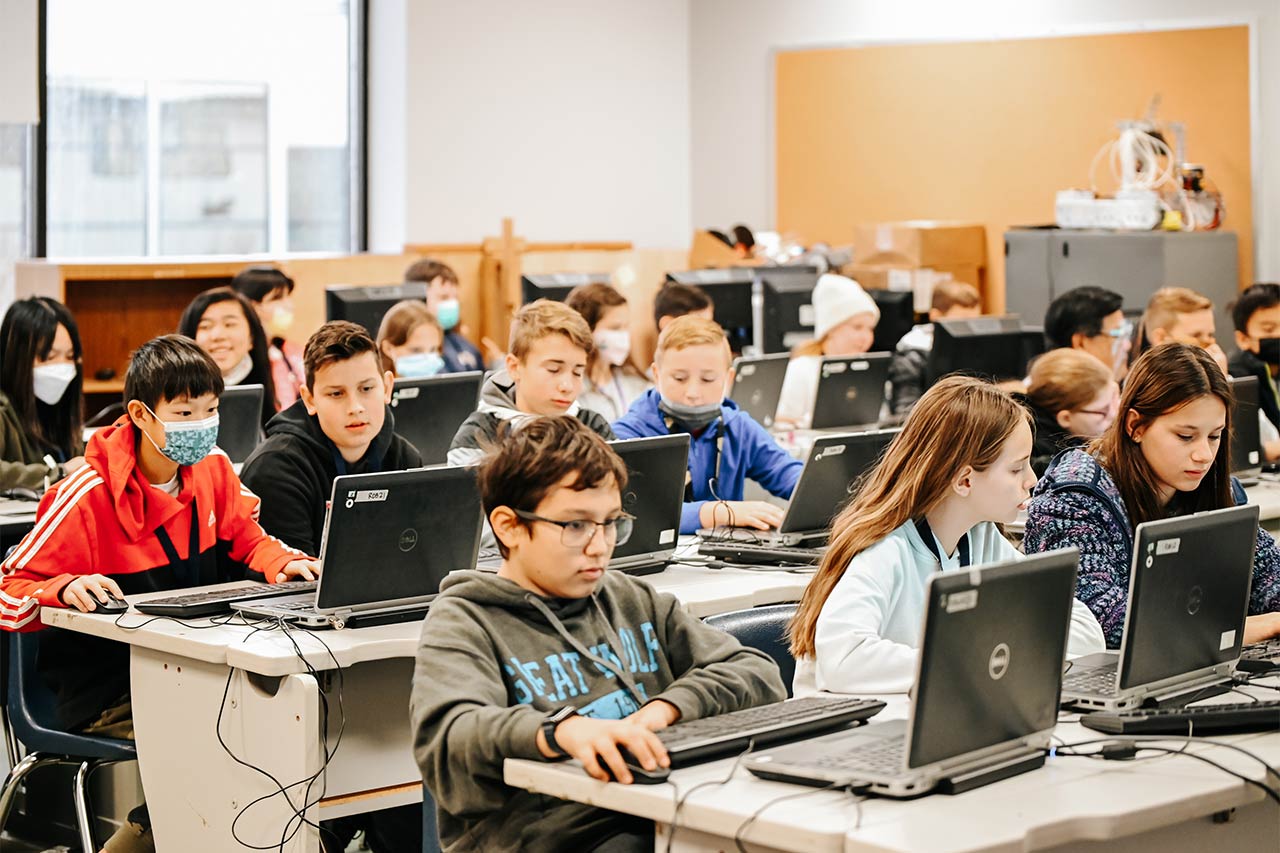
[565,282,652,421]
[0,335,317,853]
[1043,285,1129,379]
[787,376,1104,695]
[178,287,278,428]
[1024,348,1118,475]
[230,266,306,409]
[240,321,423,557]
[613,316,802,534]
[376,299,445,378]
[1129,286,1228,373]
[1228,283,1280,460]
[448,299,614,466]
[410,416,786,852]
[404,258,483,372]
[653,281,714,333]
[888,280,982,414]
[0,297,87,491]
[1024,343,1280,648]
[776,273,880,429]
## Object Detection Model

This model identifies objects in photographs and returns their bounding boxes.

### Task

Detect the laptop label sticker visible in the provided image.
[822,362,847,377]
[815,444,846,460]
[1220,630,1236,651]
[798,304,815,326]
[659,529,675,545]
[850,361,870,371]
[1156,538,1181,555]
[944,589,978,613]
[396,387,420,400]
[739,363,756,377]
[347,489,389,508]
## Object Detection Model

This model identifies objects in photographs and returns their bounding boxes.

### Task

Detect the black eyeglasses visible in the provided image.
[514,510,635,548]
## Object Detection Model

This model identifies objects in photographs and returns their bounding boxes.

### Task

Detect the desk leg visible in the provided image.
[130,648,323,853]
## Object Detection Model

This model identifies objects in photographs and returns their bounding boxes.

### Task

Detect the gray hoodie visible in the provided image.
[409,569,786,852]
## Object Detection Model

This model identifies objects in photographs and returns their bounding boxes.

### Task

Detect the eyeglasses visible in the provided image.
[514,509,635,548]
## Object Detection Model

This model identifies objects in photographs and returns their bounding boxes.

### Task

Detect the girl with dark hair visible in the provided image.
[0,296,87,490]
[1025,342,1280,648]
[230,266,306,408]
[178,287,278,428]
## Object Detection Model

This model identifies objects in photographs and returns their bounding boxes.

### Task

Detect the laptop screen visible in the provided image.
[1229,376,1262,475]
[315,466,483,610]
[811,354,891,429]
[908,549,1078,769]
[609,435,690,564]
[780,429,898,534]
[217,384,264,463]
[390,372,483,465]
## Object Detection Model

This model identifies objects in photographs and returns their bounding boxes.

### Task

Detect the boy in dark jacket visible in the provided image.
[411,416,785,852]
[241,321,422,557]
[1227,283,1280,460]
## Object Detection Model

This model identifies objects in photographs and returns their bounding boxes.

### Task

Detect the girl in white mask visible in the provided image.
[0,297,87,491]
[565,282,653,422]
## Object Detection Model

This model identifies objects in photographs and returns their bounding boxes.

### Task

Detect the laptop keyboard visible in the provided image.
[1063,668,1118,695]
[1240,639,1280,660]
[808,734,906,775]
[698,540,824,565]
[134,581,319,618]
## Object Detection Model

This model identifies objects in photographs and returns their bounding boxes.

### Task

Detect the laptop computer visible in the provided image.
[699,430,898,554]
[608,435,690,575]
[729,353,790,429]
[233,465,483,628]
[746,549,1079,797]
[390,372,484,464]
[1230,376,1263,482]
[810,354,891,430]
[1060,504,1257,711]
[218,384,265,463]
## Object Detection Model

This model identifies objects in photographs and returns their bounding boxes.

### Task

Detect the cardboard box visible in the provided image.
[852,221,987,268]
[847,262,983,313]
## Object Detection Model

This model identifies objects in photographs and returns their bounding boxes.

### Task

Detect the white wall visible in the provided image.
[689,0,1280,280]
[375,0,691,250]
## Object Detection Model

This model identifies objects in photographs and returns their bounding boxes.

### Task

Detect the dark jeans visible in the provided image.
[321,803,424,853]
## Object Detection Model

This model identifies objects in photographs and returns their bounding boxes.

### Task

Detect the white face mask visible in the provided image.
[33,362,77,405]
[593,329,632,367]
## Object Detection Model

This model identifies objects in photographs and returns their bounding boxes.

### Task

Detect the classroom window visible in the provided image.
[45,0,360,257]
[0,123,33,301]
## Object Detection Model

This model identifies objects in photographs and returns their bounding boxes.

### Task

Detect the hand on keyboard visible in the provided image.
[277,558,321,585]
[628,699,681,731]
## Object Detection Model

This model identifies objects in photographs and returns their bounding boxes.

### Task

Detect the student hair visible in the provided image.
[1229,283,1280,334]
[177,287,277,425]
[1026,348,1113,416]
[0,297,84,457]
[789,376,1031,659]
[565,282,644,376]
[376,300,442,374]
[303,321,382,390]
[931,281,981,315]
[230,266,294,303]
[124,334,225,412]
[731,224,755,250]
[1130,287,1213,365]
[654,315,731,363]
[477,416,629,558]
[1093,342,1233,528]
[653,282,713,328]
[403,258,459,285]
[508,299,595,361]
[1043,286,1124,349]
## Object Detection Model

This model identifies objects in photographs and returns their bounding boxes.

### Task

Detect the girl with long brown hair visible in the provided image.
[1024,342,1280,648]
[789,376,1104,695]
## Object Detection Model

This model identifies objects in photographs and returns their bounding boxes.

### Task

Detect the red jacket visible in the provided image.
[0,417,306,631]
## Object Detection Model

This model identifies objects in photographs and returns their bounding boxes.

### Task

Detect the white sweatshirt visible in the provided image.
[792,520,1105,696]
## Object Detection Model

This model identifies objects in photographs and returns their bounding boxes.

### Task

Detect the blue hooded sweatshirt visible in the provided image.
[612,388,803,534]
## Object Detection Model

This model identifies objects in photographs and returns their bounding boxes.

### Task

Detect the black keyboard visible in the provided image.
[134,581,319,618]
[1081,699,1280,735]
[657,696,885,767]
[1237,639,1280,672]
[698,540,824,566]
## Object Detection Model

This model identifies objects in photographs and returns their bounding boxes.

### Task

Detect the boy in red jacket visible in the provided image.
[0,335,318,853]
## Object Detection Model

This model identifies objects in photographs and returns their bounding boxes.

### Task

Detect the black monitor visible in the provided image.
[927,316,1042,385]
[868,289,917,353]
[325,283,428,339]
[755,265,820,353]
[520,273,612,305]
[665,269,755,354]
[1230,376,1262,477]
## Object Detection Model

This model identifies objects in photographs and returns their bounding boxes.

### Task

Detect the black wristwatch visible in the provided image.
[541,706,578,759]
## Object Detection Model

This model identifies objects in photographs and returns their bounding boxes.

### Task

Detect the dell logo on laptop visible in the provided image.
[399,528,419,552]
[988,643,1011,680]
[1187,585,1204,615]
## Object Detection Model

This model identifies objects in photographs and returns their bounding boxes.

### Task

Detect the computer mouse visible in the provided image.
[88,593,130,615]
[597,749,671,785]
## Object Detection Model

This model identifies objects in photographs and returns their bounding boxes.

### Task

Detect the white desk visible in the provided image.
[1246,478,1280,532]
[39,560,811,852]
[505,692,1280,853]
[0,498,37,537]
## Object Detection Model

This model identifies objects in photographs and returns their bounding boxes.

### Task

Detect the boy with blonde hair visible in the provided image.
[613,316,802,533]
[448,299,614,465]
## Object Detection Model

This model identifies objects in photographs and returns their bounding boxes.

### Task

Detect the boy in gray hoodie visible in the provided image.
[411,416,786,852]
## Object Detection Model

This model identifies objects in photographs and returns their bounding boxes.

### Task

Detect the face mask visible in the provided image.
[1258,337,1280,366]
[435,298,460,331]
[594,329,632,367]
[658,395,722,431]
[142,405,219,467]
[396,351,444,379]
[267,305,294,339]
[32,362,77,405]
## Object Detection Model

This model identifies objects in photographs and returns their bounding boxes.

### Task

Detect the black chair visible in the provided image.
[0,631,137,852]
[704,604,799,698]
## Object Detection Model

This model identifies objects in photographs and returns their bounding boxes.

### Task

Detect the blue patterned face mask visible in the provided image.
[142,404,220,466]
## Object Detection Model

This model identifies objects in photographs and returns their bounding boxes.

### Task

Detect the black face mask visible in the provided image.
[1258,337,1280,366]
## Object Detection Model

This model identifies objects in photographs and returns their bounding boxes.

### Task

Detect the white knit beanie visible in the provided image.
[812,274,880,340]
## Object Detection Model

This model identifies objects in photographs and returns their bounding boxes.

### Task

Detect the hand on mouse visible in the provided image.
[536,715,669,784]
[276,559,321,584]
[59,574,124,613]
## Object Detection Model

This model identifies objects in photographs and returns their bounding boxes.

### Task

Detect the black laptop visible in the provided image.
[218,384,265,463]
[810,354,891,430]
[1230,376,1262,481]
[390,372,483,464]
[729,354,790,429]
[608,435,690,575]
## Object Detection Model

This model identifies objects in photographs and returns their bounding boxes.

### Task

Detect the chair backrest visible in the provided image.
[704,604,799,698]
